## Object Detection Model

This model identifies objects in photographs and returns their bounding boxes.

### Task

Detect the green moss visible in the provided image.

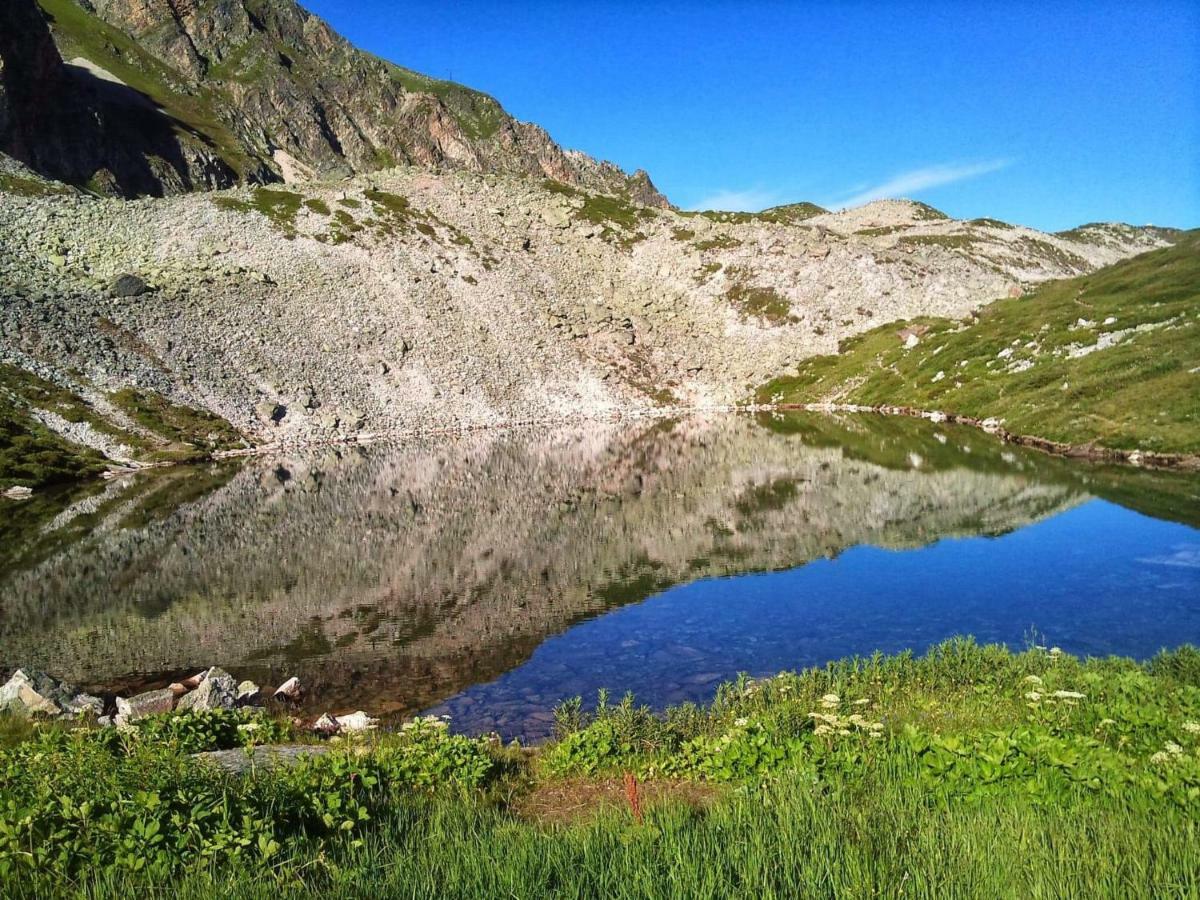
[758,232,1200,453]
[0,174,73,197]
[338,198,363,209]
[303,198,331,216]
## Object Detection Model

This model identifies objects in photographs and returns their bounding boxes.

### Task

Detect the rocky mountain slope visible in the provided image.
[0,0,666,203]
[0,163,1176,488]
[761,232,1200,454]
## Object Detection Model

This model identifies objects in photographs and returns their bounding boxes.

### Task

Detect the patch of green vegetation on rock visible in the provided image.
[338,197,363,209]
[910,201,950,221]
[1015,236,1090,270]
[970,217,1013,229]
[855,224,907,237]
[672,228,696,241]
[0,174,74,197]
[303,198,331,216]
[896,233,980,251]
[758,232,1200,453]
[683,202,827,226]
[725,268,798,326]
[0,399,107,489]
[109,388,245,458]
[694,234,743,252]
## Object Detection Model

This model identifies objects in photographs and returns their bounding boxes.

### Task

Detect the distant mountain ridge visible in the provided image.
[0,0,669,204]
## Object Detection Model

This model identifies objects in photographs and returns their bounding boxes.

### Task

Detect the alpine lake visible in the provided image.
[3,411,1198,741]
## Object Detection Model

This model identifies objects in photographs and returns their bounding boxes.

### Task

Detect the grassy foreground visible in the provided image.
[3,639,1200,897]
[758,231,1200,454]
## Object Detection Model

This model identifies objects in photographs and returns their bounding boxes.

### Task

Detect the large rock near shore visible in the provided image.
[176,667,238,712]
[0,669,102,718]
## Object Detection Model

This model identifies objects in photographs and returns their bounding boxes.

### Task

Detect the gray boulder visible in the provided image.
[176,667,238,712]
[115,688,176,723]
[110,274,149,297]
[0,669,67,716]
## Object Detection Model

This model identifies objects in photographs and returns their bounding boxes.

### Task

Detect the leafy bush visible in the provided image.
[0,713,498,882]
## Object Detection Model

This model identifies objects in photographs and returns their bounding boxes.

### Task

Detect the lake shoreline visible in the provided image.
[781,402,1200,471]
[7,399,1197,502]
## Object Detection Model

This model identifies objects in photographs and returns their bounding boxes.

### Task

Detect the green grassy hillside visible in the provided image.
[758,232,1200,454]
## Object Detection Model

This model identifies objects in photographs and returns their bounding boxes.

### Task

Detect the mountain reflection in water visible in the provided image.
[2,412,1198,739]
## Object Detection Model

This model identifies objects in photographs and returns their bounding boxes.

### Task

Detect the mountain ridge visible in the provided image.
[0,0,669,205]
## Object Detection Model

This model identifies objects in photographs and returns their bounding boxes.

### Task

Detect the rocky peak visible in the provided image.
[1,0,670,205]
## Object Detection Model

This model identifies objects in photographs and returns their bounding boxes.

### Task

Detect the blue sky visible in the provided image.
[305,1,1199,231]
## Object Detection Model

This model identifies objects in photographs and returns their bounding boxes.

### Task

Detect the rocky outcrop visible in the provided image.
[0,0,238,195]
[1,0,667,204]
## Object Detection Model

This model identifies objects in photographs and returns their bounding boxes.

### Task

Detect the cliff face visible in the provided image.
[0,0,241,194]
[0,0,668,204]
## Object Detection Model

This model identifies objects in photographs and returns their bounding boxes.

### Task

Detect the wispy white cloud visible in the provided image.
[832,159,1014,210]
[688,187,782,213]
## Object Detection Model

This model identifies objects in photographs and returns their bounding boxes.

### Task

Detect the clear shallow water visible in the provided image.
[429,500,1200,738]
[2,412,1197,740]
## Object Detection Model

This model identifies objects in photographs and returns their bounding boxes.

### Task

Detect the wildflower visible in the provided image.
[852,698,872,706]
[1166,742,1184,756]
[1049,647,1062,658]
[1098,719,1116,727]
[813,724,833,736]
[1150,751,1170,765]
[819,693,840,709]
[1052,690,1085,700]
[1183,721,1200,734]
[1023,675,1043,685]
[869,722,885,732]
[848,714,867,727]
[734,717,749,728]
[1025,691,1042,702]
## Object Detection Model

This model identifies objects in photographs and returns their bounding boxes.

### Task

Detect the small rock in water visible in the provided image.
[177,667,238,712]
[116,688,177,723]
[274,676,302,701]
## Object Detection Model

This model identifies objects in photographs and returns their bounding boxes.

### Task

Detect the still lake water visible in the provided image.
[2,412,1198,740]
